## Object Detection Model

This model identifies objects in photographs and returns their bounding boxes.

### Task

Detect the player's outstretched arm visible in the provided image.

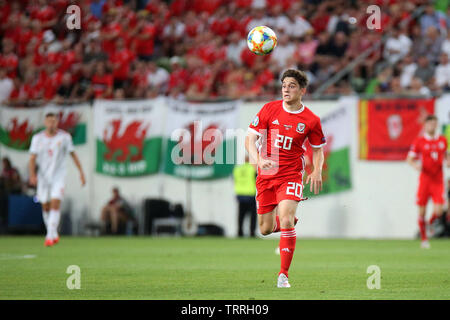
[70,152,86,186]
[28,154,38,187]
[306,147,324,194]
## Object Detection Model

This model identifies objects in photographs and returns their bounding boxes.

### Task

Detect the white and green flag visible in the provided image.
[94,99,164,177]
[45,104,89,145]
[0,106,43,151]
[163,99,240,180]
[304,97,353,196]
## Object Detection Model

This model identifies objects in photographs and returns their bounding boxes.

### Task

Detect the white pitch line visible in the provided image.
[0,254,37,260]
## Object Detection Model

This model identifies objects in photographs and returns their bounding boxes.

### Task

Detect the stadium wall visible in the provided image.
[1,97,448,238]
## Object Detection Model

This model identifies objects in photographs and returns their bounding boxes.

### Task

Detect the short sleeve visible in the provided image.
[248,104,269,137]
[308,119,326,148]
[408,138,420,158]
[29,135,39,154]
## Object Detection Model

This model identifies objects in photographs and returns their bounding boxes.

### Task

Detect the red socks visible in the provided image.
[279,228,296,277]
[418,217,427,241]
[272,216,298,233]
[429,213,438,225]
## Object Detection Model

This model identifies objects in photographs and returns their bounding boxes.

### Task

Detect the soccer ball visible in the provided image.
[247,26,277,55]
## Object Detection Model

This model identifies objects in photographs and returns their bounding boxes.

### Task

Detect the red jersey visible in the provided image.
[248,100,326,180]
[408,134,448,181]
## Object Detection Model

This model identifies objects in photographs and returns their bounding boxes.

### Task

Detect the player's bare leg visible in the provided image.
[429,203,444,238]
[42,202,53,247]
[418,206,430,249]
[258,209,277,236]
[277,200,299,288]
[272,207,299,234]
[48,199,61,245]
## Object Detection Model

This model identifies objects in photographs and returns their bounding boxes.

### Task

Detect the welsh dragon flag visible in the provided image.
[0,104,88,150]
[46,104,88,145]
[94,99,164,177]
[163,99,240,180]
[0,107,42,150]
[303,97,353,196]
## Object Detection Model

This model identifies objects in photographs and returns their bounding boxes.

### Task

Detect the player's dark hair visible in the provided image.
[45,112,56,118]
[281,69,309,89]
[425,114,437,122]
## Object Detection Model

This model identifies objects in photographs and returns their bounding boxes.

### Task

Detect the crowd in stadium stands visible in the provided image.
[0,0,446,106]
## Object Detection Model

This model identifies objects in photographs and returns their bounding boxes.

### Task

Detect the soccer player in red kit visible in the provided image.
[407,115,449,249]
[245,69,326,288]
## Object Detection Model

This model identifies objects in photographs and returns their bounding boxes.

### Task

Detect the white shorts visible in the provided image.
[37,179,65,203]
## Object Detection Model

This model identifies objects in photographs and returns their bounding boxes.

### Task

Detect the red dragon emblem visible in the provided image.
[7,117,33,148]
[179,122,222,165]
[103,119,150,163]
[58,111,80,135]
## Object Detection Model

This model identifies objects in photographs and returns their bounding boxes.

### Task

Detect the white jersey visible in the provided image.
[29,129,74,184]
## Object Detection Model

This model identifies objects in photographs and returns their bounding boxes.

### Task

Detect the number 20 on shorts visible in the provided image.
[286,182,302,197]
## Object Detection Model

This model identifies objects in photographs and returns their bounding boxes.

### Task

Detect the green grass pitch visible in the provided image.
[0,236,449,300]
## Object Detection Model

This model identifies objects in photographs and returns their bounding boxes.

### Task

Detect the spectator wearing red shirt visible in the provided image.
[100,10,123,57]
[19,68,44,101]
[28,0,58,30]
[1,1,23,44]
[168,57,189,92]
[91,61,114,99]
[39,63,64,101]
[0,38,19,79]
[131,11,156,61]
[130,60,148,98]
[109,37,135,89]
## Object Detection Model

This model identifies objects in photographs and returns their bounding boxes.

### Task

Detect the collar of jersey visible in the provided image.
[282,101,305,114]
[424,132,439,141]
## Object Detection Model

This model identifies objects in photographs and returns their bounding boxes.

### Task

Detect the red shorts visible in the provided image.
[255,174,304,215]
[416,174,444,206]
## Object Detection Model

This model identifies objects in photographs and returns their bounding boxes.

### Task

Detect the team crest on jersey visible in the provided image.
[439,141,445,149]
[252,116,259,127]
[296,123,305,133]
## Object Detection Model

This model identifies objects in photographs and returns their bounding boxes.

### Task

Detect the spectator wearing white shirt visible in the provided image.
[408,77,431,96]
[441,29,450,58]
[246,7,271,32]
[433,53,450,89]
[383,27,412,65]
[226,32,246,66]
[284,5,313,39]
[0,68,13,103]
[146,61,169,94]
[399,55,417,88]
[270,33,295,71]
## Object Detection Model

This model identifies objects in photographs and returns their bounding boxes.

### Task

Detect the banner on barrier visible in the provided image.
[0,107,42,150]
[163,99,240,180]
[94,99,164,177]
[0,104,89,151]
[304,97,353,196]
[359,98,435,160]
[46,104,89,145]
[436,94,450,151]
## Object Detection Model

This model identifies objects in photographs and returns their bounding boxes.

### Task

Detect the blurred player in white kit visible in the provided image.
[28,110,86,246]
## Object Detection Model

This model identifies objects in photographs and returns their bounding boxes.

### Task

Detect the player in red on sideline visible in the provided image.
[407,114,450,249]
[245,69,326,288]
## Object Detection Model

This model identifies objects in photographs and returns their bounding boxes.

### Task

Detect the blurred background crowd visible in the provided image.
[1,0,448,106]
